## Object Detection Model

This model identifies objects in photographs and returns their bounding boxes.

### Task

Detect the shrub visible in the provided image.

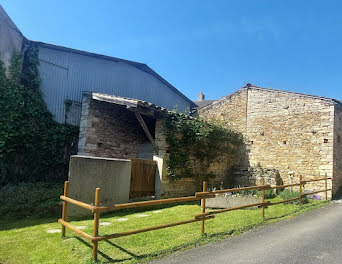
[164,111,244,181]
[0,46,78,186]
[0,182,63,218]
[305,190,322,200]
[279,189,309,204]
[254,189,277,199]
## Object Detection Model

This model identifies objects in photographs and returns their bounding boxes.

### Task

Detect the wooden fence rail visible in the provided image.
[59,174,332,261]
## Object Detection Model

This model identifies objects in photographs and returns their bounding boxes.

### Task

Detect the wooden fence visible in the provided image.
[59,175,331,261]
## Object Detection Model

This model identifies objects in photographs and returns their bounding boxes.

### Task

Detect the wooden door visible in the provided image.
[130,159,157,199]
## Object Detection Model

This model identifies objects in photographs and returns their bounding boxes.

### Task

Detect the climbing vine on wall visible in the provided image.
[0,44,79,186]
[163,111,244,182]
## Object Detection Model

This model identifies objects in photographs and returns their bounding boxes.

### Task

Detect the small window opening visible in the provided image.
[250,141,254,145]
[283,141,287,145]
[324,139,329,143]
[338,136,341,143]
[97,143,103,147]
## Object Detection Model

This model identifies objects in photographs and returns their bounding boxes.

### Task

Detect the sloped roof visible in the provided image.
[33,41,195,108]
[87,92,168,116]
[0,5,23,37]
[194,100,217,109]
[200,83,342,112]
[243,83,342,105]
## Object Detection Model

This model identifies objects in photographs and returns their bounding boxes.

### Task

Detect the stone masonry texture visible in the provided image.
[154,120,239,198]
[78,95,155,159]
[199,86,342,198]
[79,98,238,198]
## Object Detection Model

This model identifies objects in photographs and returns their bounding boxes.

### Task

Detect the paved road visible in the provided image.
[152,202,342,264]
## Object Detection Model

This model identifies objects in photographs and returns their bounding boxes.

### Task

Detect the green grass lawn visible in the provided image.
[0,198,328,264]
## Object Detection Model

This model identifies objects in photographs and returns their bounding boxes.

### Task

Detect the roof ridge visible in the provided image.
[199,88,246,111]
[32,41,195,107]
[199,83,342,112]
[244,83,341,104]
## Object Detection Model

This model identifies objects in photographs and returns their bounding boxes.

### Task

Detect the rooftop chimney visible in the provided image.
[198,92,205,101]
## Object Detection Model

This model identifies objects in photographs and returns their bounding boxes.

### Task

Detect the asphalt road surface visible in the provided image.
[152,202,342,264]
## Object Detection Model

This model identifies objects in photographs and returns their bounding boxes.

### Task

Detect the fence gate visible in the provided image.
[130,159,157,199]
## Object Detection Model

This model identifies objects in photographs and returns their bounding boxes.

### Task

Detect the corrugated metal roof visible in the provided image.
[90,92,168,114]
[34,41,195,107]
[35,41,194,125]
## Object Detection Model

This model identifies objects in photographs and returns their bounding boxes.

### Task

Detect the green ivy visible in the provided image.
[0,44,79,186]
[163,111,244,182]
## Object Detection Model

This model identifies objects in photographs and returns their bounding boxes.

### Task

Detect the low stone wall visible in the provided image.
[233,166,283,187]
[205,194,261,209]
[67,155,131,217]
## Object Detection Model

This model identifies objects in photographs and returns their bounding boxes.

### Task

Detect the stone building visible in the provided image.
[78,92,236,198]
[199,84,342,198]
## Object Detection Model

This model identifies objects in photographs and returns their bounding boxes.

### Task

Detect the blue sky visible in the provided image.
[1,0,342,101]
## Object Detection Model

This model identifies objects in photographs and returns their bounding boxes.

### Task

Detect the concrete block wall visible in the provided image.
[67,155,131,217]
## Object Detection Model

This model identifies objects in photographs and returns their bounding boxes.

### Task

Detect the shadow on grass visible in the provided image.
[0,201,201,231]
[70,202,328,263]
[0,216,60,231]
[75,237,132,263]
[74,229,238,263]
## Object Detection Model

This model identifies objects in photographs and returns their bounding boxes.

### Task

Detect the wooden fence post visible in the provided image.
[61,181,69,237]
[261,177,265,220]
[299,175,302,205]
[201,182,207,235]
[93,188,101,261]
[325,173,328,200]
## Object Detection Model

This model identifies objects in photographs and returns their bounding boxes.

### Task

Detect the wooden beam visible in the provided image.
[134,112,159,155]
[94,196,200,213]
[92,216,214,241]
[58,219,94,241]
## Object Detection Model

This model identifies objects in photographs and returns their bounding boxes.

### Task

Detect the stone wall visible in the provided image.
[200,89,248,133]
[78,94,155,159]
[247,88,334,195]
[153,119,239,198]
[200,87,338,197]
